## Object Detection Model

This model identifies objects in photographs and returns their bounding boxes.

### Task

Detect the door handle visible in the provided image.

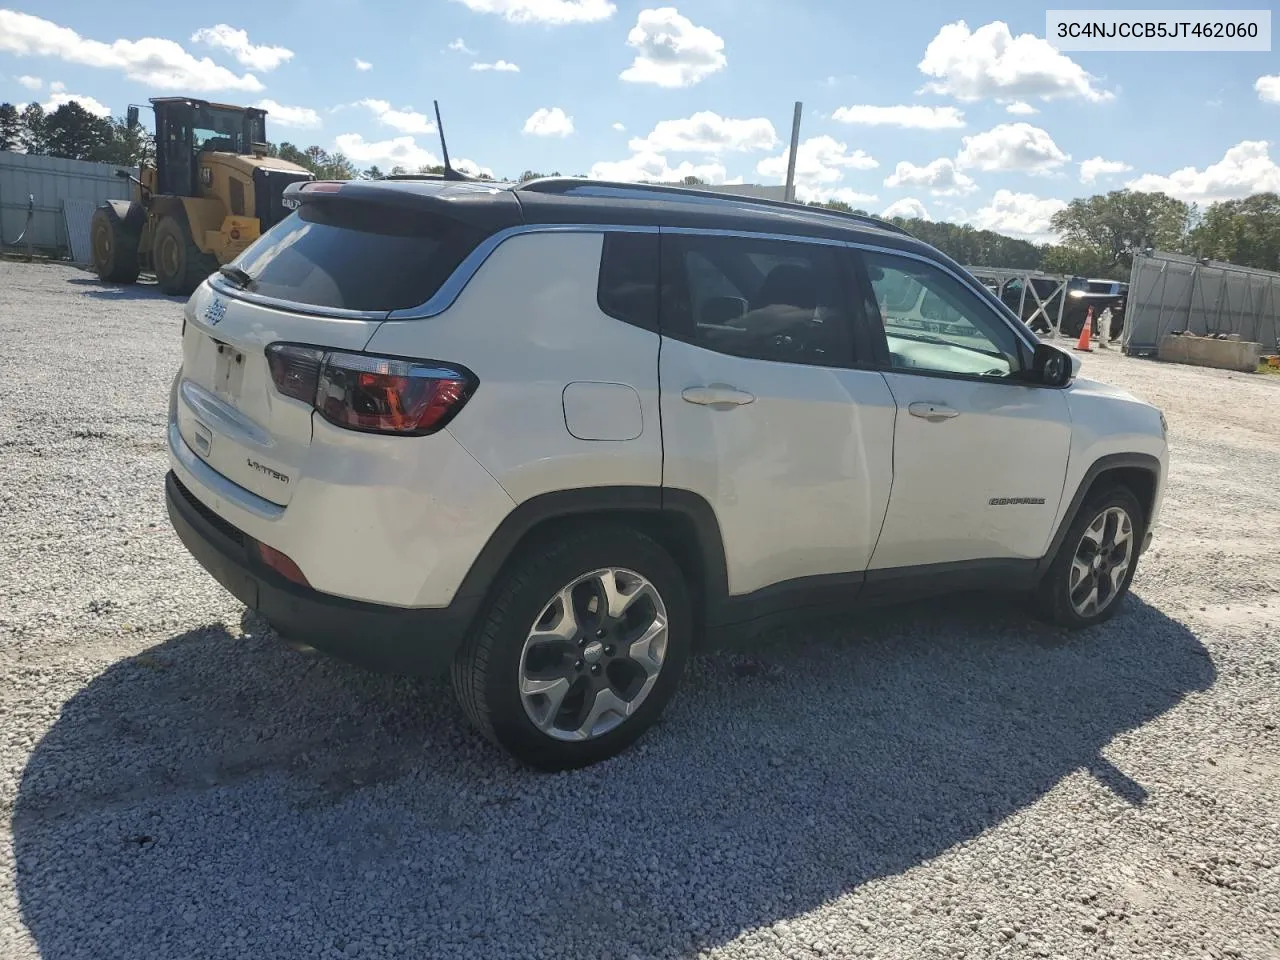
[908,401,959,422]
[681,385,756,407]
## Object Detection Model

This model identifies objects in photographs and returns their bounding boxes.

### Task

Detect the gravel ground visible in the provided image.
[1,260,1278,960]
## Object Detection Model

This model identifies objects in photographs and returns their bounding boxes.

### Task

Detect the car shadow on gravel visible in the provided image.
[13,594,1213,960]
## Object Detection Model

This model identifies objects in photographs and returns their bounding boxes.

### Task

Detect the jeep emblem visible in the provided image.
[204,297,227,326]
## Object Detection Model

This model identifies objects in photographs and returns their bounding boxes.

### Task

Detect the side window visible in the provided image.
[662,234,857,367]
[861,252,1024,379]
[598,232,659,332]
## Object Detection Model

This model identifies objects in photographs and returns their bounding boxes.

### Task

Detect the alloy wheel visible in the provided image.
[518,567,669,742]
[1069,506,1135,617]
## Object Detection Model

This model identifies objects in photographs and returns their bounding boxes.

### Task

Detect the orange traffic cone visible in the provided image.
[1074,307,1094,352]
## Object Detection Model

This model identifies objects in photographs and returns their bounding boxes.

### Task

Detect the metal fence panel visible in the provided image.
[1123,251,1280,355]
[0,152,133,255]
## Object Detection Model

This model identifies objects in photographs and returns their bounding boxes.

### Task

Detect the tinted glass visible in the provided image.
[862,252,1023,379]
[597,232,659,332]
[662,235,856,367]
[233,200,484,312]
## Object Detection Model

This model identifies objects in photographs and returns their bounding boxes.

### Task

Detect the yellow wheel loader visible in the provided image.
[91,98,314,296]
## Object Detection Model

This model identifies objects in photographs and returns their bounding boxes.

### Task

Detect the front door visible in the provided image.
[856,249,1072,571]
[657,230,897,601]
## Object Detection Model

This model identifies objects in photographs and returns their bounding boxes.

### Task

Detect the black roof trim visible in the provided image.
[517,177,911,237]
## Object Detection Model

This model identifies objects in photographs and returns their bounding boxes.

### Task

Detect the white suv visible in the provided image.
[165,177,1169,770]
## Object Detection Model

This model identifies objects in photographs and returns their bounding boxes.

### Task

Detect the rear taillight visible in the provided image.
[265,344,475,436]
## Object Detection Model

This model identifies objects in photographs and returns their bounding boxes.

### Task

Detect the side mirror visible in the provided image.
[1032,342,1073,387]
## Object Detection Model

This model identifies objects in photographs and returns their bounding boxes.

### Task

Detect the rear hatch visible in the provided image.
[174,179,522,505]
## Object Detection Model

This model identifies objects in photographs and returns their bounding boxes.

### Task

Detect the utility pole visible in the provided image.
[783,101,803,203]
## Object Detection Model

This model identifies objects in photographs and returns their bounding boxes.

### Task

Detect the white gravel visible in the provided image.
[2,260,1278,960]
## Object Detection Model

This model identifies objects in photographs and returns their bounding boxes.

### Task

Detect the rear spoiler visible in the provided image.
[280,179,521,233]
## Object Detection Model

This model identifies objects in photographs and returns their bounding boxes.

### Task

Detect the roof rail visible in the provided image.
[516,177,911,236]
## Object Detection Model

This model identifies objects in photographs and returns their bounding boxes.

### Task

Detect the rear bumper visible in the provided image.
[166,470,473,674]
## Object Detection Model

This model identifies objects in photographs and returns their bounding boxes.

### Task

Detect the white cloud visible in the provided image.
[1126,140,1280,203]
[612,122,626,132]
[451,0,616,24]
[0,10,264,92]
[523,106,574,137]
[1257,75,1280,103]
[447,38,474,54]
[1079,156,1132,184]
[42,81,111,117]
[805,186,879,206]
[757,135,878,194]
[628,111,776,155]
[455,158,496,179]
[883,197,931,221]
[357,99,436,135]
[884,158,977,196]
[335,133,440,170]
[589,151,728,184]
[191,24,293,72]
[354,58,372,71]
[831,104,965,130]
[471,59,520,72]
[620,7,726,88]
[256,99,321,129]
[1005,100,1037,115]
[16,74,42,90]
[919,20,1113,103]
[970,189,1066,241]
[956,122,1069,174]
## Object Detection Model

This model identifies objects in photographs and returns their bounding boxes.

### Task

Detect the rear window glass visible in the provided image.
[597,232,659,332]
[233,200,485,312]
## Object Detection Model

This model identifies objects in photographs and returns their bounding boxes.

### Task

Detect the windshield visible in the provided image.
[190,105,264,155]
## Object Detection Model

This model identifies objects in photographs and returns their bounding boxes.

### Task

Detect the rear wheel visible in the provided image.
[1037,485,1144,628]
[90,205,140,284]
[452,526,691,770]
[153,215,218,297]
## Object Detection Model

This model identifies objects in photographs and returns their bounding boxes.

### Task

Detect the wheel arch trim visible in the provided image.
[1037,452,1162,575]
[450,485,731,629]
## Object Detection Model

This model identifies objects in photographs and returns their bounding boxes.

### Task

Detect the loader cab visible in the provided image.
[152,98,267,198]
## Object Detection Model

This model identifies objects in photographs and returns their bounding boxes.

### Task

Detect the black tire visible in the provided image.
[452,526,692,771]
[153,215,218,297]
[90,205,141,284]
[1037,485,1145,629]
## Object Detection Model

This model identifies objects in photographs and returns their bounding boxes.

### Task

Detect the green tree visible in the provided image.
[0,102,20,152]
[1187,193,1280,272]
[19,103,46,154]
[1049,189,1192,270]
[42,101,113,161]
[89,117,152,166]
[1040,244,1120,279]
[682,174,706,186]
[417,163,446,175]
[361,164,384,179]
[518,169,560,182]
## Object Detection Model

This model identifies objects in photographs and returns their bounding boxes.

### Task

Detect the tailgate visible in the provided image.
[176,282,380,505]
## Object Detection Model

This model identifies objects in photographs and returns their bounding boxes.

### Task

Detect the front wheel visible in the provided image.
[452,527,691,770]
[1037,486,1145,628]
[153,215,218,297]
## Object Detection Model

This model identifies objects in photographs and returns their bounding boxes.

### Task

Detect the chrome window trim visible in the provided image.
[207,219,1034,352]
[386,223,659,320]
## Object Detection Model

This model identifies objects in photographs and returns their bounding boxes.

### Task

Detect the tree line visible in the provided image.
[4,100,1278,277]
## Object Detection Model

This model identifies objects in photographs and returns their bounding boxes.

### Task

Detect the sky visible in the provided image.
[2,1,1279,243]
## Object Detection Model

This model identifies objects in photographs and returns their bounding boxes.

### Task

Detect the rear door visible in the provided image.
[658,230,897,600]
[174,187,498,505]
